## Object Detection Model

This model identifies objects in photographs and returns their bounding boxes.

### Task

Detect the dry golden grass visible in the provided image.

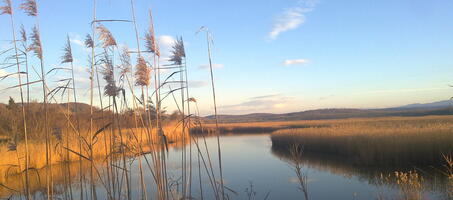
[0,121,188,179]
[270,115,453,166]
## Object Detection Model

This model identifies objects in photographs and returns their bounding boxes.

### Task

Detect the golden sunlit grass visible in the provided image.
[270,115,453,166]
[0,121,188,179]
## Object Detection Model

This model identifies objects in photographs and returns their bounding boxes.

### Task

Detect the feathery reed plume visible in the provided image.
[119,46,131,76]
[145,33,159,56]
[0,0,12,15]
[101,53,119,97]
[145,10,160,56]
[29,26,42,60]
[97,24,117,48]
[169,37,185,66]
[20,25,27,43]
[85,34,94,49]
[135,57,150,86]
[61,36,73,64]
[20,0,37,16]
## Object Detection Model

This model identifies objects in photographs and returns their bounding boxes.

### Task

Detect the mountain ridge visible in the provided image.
[205,100,453,123]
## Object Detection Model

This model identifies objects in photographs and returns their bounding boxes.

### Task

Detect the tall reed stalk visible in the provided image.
[20,0,54,198]
[128,1,148,199]
[89,1,98,199]
[0,0,31,198]
[198,26,225,199]
[61,35,75,200]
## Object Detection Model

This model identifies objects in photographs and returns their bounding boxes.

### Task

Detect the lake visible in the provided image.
[1,133,451,199]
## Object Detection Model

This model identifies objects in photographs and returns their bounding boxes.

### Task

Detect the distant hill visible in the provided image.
[205,100,453,123]
[391,100,452,110]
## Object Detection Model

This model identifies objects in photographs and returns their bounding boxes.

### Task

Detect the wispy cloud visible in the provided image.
[69,33,91,53]
[198,63,224,70]
[282,59,310,66]
[268,0,318,40]
[219,94,296,114]
[0,69,7,77]
[69,33,84,47]
[189,80,208,88]
[70,38,84,47]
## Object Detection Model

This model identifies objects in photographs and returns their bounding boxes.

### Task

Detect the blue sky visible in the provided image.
[1,0,452,115]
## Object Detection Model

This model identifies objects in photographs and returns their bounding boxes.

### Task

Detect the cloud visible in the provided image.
[282,59,310,66]
[189,80,208,88]
[0,69,7,77]
[219,94,296,114]
[158,35,176,48]
[319,94,335,101]
[268,0,318,40]
[157,35,176,60]
[70,38,84,47]
[251,94,281,100]
[68,33,85,47]
[198,63,224,70]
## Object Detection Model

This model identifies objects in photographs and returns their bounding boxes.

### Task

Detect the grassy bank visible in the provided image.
[191,120,330,134]
[0,121,187,178]
[270,115,453,166]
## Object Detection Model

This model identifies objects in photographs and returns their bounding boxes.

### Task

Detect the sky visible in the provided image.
[1,0,453,115]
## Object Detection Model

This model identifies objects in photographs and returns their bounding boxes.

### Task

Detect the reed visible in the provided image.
[0,1,224,199]
[0,0,31,198]
[271,116,453,166]
[197,26,226,199]
[60,35,75,200]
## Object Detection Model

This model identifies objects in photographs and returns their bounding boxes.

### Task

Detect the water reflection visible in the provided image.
[1,134,451,199]
[271,141,452,200]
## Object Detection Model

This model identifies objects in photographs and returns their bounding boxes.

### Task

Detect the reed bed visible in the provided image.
[0,123,188,176]
[192,119,330,134]
[271,115,453,166]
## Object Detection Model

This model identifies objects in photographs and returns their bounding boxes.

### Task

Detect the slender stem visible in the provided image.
[89,0,98,199]
[8,5,31,199]
[206,31,225,199]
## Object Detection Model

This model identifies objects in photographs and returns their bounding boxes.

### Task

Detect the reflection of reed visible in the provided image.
[0,160,93,198]
[0,132,190,198]
[288,144,309,200]
[271,142,452,197]
[271,117,453,167]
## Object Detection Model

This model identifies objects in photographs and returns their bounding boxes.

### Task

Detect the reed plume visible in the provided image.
[145,10,160,56]
[0,0,12,15]
[135,57,150,86]
[61,36,73,64]
[20,25,27,43]
[169,37,185,66]
[97,25,117,48]
[29,26,42,60]
[101,53,119,97]
[20,0,37,16]
[119,46,131,77]
[85,34,94,49]
[145,33,159,56]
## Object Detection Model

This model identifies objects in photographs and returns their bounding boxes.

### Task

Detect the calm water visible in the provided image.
[132,134,450,199]
[2,134,451,199]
